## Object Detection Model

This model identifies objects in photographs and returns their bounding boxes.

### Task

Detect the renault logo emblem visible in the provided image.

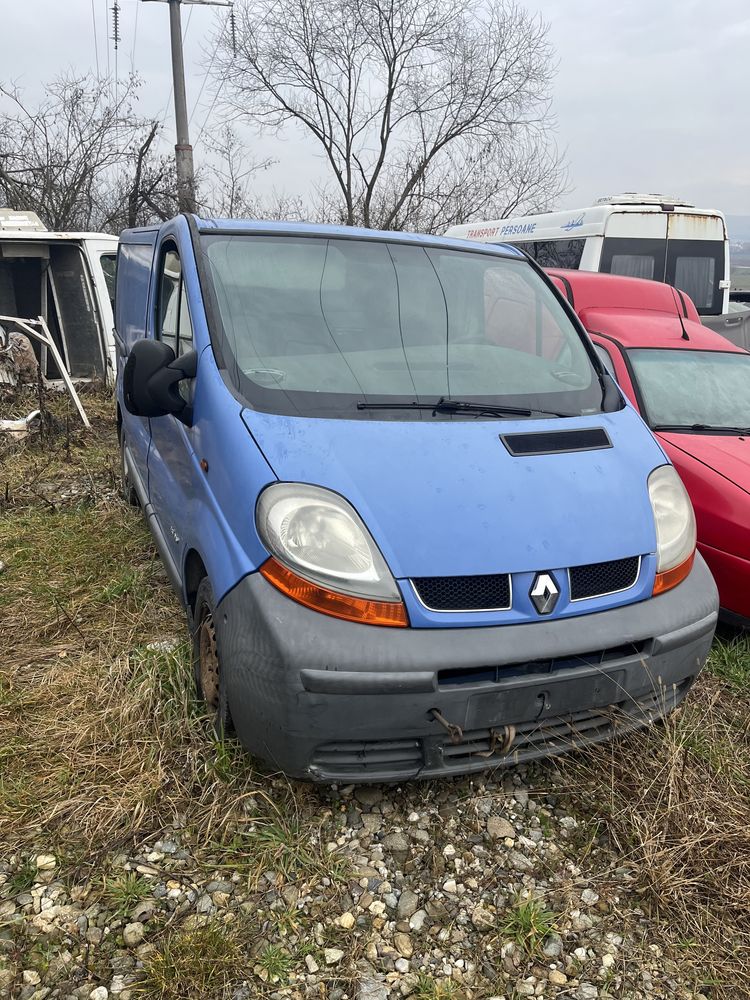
[530,572,559,615]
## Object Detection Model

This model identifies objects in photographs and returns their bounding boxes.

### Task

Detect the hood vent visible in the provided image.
[501,427,612,456]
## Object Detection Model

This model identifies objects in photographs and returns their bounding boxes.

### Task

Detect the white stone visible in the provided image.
[90,988,109,1000]
[337,912,356,929]
[442,879,458,894]
[123,922,145,947]
[305,954,320,974]
[324,948,345,965]
[23,971,42,986]
[581,888,599,906]
[395,958,410,974]
[35,854,56,871]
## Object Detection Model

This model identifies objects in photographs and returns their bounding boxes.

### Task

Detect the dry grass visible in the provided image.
[136,921,250,1000]
[3,388,750,998]
[557,654,750,996]
[0,390,339,890]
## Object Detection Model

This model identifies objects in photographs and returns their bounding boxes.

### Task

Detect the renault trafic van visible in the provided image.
[116,215,718,781]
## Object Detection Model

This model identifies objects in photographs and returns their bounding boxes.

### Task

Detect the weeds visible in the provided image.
[255,943,293,984]
[101,872,152,915]
[498,895,557,955]
[5,858,37,896]
[412,972,459,1000]
[136,923,248,1000]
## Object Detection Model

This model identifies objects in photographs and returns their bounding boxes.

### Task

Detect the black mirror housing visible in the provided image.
[124,339,198,424]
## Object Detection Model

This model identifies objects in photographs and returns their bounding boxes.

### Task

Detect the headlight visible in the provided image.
[256,483,402,603]
[648,465,696,573]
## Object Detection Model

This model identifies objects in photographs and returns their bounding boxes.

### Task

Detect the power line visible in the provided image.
[91,0,101,76]
[131,0,140,71]
[188,15,226,125]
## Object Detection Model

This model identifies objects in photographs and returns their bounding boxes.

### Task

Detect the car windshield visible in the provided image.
[201,234,603,419]
[628,348,750,430]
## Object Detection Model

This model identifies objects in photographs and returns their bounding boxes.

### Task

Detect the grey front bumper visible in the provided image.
[216,555,718,781]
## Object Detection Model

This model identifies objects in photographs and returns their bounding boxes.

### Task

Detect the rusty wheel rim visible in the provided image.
[198,613,220,711]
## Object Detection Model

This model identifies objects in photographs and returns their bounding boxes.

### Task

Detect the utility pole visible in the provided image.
[142,0,232,214]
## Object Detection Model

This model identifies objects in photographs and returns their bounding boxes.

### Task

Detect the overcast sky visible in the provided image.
[3,0,750,227]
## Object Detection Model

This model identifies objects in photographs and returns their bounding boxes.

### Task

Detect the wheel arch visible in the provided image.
[184,548,208,613]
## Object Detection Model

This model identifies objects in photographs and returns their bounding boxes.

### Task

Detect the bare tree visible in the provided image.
[214,0,566,231]
[0,73,177,232]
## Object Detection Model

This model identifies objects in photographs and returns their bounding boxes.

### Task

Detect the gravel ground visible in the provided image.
[0,766,711,1000]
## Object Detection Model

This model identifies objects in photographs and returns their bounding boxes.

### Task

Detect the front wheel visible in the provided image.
[192,577,233,736]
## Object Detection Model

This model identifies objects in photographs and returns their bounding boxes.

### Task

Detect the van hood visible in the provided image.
[242,407,664,579]
[658,432,750,496]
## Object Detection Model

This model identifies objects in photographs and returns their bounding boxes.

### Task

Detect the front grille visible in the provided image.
[437,641,645,688]
[411,574,511,612]
[569,556,640,601]
[311,738,422,776]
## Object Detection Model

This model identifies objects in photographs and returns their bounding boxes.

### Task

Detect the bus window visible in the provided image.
[505,239,585,269]
[666,239,724,315]
[610,255,655,279]
[600,238,666,285]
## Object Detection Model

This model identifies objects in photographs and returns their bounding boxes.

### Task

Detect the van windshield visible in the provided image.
[201,234,603,419]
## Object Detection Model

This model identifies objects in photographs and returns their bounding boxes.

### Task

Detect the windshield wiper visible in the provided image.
[653,423,750,435]
[357,397,570,418]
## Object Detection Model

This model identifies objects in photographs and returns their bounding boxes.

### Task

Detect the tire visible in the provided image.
[119,429,139,507]
[192,576,233,736]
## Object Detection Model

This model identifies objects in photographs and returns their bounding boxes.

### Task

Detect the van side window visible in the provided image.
[158,249,181,355]
[157,246,193,356]
[177,279,194,355]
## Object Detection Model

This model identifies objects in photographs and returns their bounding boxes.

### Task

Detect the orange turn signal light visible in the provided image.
[260,557,409,627]
[653,551,694,596]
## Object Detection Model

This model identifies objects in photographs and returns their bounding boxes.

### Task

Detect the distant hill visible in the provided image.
[727,216,750,242]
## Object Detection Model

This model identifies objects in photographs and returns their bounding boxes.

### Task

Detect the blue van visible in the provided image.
[116,215,718,781]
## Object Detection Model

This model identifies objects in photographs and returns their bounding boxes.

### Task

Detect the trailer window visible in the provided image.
[100,253,117,310]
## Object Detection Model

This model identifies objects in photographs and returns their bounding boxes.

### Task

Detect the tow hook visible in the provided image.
[475,725,516,758]
[430,708,463,744]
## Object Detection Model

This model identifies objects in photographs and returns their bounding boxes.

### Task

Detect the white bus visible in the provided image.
[446,194,730,317]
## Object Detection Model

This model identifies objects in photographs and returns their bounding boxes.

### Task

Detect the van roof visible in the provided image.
[121,215,524,259]
[197,216,527,258]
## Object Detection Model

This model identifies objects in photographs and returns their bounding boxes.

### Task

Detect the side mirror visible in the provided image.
[123,339,198,425]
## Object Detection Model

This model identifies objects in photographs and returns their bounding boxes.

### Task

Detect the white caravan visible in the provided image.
[446,194,730,317]
[0,209,119,384]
